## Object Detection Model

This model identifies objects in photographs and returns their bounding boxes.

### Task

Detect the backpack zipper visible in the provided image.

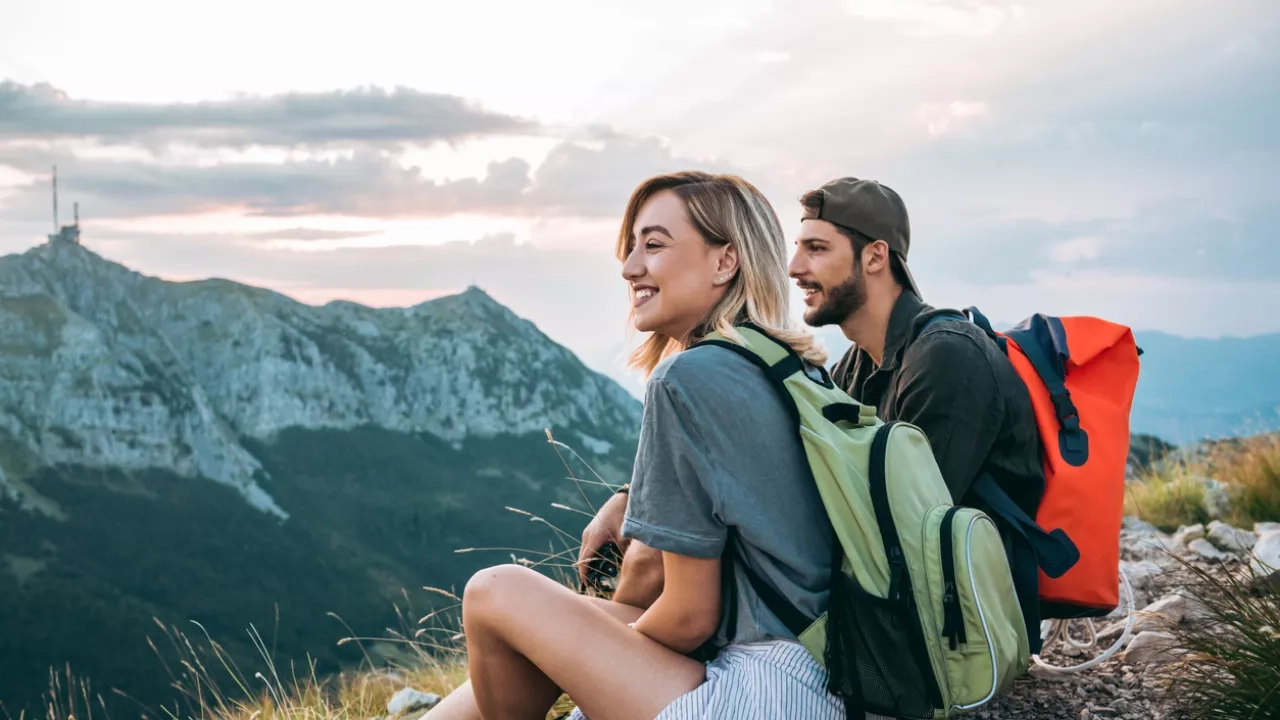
[940,506,967,650]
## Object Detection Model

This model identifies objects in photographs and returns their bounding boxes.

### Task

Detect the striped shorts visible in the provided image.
[566,639,892,719]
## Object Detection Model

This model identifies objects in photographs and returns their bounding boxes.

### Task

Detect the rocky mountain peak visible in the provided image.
[0,239,640,521]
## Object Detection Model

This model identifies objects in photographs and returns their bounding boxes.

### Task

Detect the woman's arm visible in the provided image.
[614,540,665,608]
[631,551,721,654]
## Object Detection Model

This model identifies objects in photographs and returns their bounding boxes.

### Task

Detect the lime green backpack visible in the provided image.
[697,324,1029,719]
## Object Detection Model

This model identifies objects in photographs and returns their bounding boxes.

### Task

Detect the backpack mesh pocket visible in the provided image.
[825,570,941,719]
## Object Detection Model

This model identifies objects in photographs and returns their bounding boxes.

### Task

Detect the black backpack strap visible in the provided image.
[1003,315,1090,467]
[972,474,1080,654]
[725,527,812,637]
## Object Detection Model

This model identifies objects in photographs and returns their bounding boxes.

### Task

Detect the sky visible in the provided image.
[1,0,1277,394]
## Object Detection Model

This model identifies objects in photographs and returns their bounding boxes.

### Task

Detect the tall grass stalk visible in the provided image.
[1155,555,1280,720]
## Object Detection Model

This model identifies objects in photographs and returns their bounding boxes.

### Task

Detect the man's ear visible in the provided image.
[863,240,890,275]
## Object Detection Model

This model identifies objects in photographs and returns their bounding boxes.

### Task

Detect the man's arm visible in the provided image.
[892,330,1005,501]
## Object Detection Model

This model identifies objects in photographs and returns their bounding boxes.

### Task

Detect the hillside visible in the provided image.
[0,240,640,716]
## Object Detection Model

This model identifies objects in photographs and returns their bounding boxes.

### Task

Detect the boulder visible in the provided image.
[1250,531,1280,580]
[1172,523,1205,547]
[1256,522,1280,536]
[1123,532,1182,565]
[1207,520,1257,553]
[1099,593,1196,640]
[1187,538,1229,562]
[386,688,442,716]
[1121,631,1180,665]
[1120,559,1164,591]
[1121,516,1160,535]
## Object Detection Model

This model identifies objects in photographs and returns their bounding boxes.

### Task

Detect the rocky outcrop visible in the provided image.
[0,241,641,519]
[976,514,1279,719]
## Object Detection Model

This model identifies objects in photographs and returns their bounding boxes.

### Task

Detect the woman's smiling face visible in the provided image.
[620,189,731,340]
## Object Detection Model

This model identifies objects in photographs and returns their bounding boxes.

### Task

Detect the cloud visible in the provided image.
[0,81,538,150]
[1047,236,1103,264]
[843,0,1023,37]
[242,227,384,242]
[0,130,740,221]
[915,100,990,136]
[913,200,1280,286]
[525,133,740,217]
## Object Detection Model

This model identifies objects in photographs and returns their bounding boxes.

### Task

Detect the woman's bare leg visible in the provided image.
[463,564,706,720]
[423,595,648,720]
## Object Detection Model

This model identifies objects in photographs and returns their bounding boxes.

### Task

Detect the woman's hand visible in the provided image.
[578,491,630,586]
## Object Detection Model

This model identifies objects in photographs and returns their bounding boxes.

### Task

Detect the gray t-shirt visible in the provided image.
[621,343,835,650]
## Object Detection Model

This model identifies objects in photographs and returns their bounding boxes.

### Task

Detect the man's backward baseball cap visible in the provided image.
[800,177,921,298]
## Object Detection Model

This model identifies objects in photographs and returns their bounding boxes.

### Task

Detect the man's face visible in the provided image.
[789,218,866,327]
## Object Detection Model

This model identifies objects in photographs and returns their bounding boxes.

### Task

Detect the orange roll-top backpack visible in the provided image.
[925,308,1142,653]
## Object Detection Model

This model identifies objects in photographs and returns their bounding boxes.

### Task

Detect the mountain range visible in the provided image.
[1,237,1275,715]
[0,239,639,715]
[806,322,1280,445]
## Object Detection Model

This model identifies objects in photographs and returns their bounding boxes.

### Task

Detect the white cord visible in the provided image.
[1030,568,1135,674]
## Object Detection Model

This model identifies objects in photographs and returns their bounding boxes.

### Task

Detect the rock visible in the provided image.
[1256,522,1280,535]
[1207,521,1257,553]
[1124,532,1182,564]
[1106,588,1149,620]
[1122,516,1160,534]
[1201,482,1233,520]
[1250,531,1280,579]
[1122,631,1179,665]
[386,688,442,716]
[1172,523,1205,547]
[1120,559,1164,591]
[1143,593,1199,624]
[1099,593,1193,639]
[1187,538,1229,561]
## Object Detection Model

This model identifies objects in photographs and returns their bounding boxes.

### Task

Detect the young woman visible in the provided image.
[425,171,848,719]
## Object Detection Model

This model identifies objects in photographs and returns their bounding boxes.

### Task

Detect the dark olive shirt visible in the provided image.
[830,290,1045,519]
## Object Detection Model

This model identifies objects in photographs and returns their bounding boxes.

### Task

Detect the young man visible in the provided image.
[787,176,1044,517]
[578,176,1045,608]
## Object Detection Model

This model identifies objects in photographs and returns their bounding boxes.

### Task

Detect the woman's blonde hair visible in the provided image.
[616,170,827,378]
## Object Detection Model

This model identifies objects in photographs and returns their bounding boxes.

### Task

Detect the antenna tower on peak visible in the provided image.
[47,165,82,246]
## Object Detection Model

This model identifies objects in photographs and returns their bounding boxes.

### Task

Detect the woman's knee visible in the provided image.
[463,563,542,620]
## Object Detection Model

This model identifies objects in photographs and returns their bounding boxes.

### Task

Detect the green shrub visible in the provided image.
[1126,432,1280,531]
[1126,471,1212,532]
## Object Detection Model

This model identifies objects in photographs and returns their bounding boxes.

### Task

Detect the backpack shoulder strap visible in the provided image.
[972,473,1081,654]
[725,528,813,637]
[1003,315,1090,466]
[692,325,852,640]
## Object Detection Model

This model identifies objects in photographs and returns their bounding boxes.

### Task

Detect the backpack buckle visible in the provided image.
[1050,391,1079,428]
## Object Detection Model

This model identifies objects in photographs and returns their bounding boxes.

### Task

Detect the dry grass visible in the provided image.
[1126,432,1280,532]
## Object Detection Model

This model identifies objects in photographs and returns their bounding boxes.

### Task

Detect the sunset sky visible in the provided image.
[2,0,1277,391]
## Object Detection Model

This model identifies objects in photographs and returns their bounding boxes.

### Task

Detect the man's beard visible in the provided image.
[803,270,866,327]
